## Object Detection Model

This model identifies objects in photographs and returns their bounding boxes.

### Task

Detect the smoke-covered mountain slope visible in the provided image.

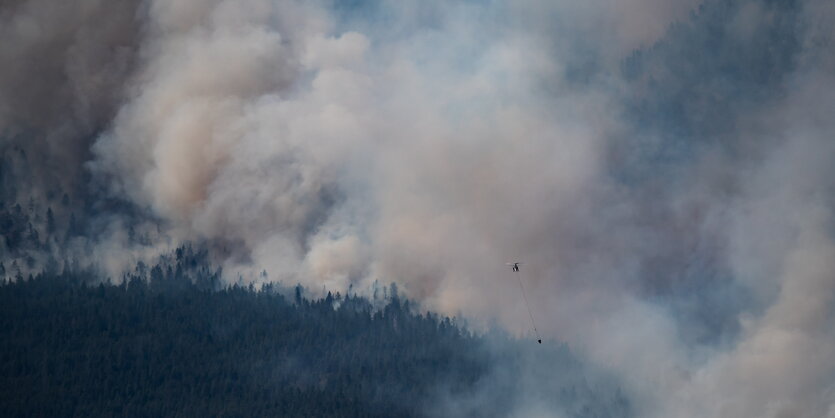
[0,266,630,418]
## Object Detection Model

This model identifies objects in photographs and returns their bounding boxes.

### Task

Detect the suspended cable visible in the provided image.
[512,266,541,344]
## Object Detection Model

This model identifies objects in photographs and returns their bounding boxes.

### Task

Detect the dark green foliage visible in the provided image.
[0,273,461,417]
[0,268,630,418]
[45,208,56,236]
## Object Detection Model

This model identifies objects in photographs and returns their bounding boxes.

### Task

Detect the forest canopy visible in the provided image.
[0,262,630,417]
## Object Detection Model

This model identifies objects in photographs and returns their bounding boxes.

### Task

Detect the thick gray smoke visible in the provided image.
[0,0,143,201]
[3,0,835,416]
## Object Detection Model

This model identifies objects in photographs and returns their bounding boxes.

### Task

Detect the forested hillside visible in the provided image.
[0,143,633,417]
[0,269,630,418]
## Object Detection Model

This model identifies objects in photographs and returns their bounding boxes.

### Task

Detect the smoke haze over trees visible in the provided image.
[0,257,630,417]
[3,0,835,416]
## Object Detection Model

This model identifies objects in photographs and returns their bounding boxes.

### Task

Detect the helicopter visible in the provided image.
[506,262,522,272]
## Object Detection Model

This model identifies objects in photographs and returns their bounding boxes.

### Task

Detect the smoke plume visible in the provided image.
[3,0,835,416]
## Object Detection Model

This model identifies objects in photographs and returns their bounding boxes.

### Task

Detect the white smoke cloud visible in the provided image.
[659,29,835,416]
